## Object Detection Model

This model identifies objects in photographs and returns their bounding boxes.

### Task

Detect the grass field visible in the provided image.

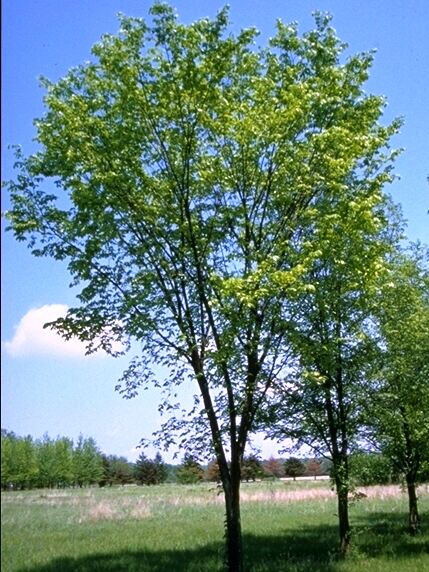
[2,480,428,572]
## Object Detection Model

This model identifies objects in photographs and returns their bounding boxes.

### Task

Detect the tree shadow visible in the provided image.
[351,510,429,559]
[14,515,428,572]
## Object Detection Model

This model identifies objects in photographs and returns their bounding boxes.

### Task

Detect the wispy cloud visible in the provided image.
[4,304,109,358]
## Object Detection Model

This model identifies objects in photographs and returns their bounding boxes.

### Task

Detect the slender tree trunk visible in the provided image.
[192,353,244,572]
[406,477,420,536]
[223,472,243,572]
[336,482,351,557]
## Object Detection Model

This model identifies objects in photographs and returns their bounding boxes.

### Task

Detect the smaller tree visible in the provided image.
[105,455,134,485]
[72,435,104,487]
[241,455,264,482]
[134,452,168,485]
[363,247,429,535]
[177,454,204,485]
[36,434,58,488]
[263,457,285,479]
[1,432,38,490]
[204,459,221,483]
[305,459,323,480]
[284,458,306,481]
[153,452,169,485]
[54,437,74,487]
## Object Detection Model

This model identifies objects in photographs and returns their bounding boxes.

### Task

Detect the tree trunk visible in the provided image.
[337,485,351,557]
[406,478,420,535]
[223,475,243,572]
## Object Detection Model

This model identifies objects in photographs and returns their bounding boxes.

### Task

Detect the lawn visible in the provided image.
[2,480,428,572]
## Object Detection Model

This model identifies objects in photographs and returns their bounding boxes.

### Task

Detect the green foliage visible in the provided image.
[36,434,59,489]
[34,434,74,488]
[2,1,400,462]
[1,431,38,490]
[72,435,104,487]
[349,452,399,486]
[241,455,264,482]
[1,430,106,490]
[366,247,429,486]
[284,458,306,480]
[101,455,134,486]
[177,454,204,484]
[134,452,169,485]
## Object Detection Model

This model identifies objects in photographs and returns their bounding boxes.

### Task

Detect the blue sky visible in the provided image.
[2,0,428,463]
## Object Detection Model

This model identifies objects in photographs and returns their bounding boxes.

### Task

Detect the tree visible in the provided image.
[102,455,135,486]
[36,433,59,488]
[364,247,429,534]
[134,452,168,485]
[262,179,402,555]
[153,452,169,485]
[284,458,306,480]
[1,430,16,490]
[72,435,104,487]
[204,459,222,482]
[54,437,74,487]
[262,457,285,479]
[1,431,38,490]
[305,459,323,480]
[3,4,401,570]
[177,454,204,484]
[241,455,264,482]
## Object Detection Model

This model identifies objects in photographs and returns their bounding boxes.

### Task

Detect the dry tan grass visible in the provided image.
[358,484,429,499]
[240,488,336,503]
[80,496,152,522]
[87,501,119,521]
[130,500,152,519]
[4,483,427,523]
[155,483,429,506]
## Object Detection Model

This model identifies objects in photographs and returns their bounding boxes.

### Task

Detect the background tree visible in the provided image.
[204,459,222,482]
[54,437,74,488]
[102,455,135,486]
[305,459,323,479]
[177,454,204,485]
[262,182,402,555]
[72,435,104,487]
[3,4,402,570]
[263,457,285,479]
[1,430,16,490]
[363,247,429,534]
[153,452,169,485]
[36,434,59,489]
[134,452,168,485]
[284,458,306,480]
[1,431,38,490]
[241,455,264,482]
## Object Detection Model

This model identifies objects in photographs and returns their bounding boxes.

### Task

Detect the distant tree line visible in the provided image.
[1,430,104,490]
[1,428,418,491]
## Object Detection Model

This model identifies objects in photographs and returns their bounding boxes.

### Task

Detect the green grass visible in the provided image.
[2,481,428,572]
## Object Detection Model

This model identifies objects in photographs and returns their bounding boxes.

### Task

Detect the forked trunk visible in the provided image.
[406,479,420,535]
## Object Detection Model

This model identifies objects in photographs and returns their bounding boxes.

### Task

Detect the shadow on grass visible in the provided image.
[14,515,428,572]
[351,510,429,559]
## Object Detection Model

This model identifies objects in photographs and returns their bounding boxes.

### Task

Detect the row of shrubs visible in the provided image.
[1,429,403,490]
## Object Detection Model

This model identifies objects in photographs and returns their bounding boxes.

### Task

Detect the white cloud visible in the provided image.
[4,304,109,358]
